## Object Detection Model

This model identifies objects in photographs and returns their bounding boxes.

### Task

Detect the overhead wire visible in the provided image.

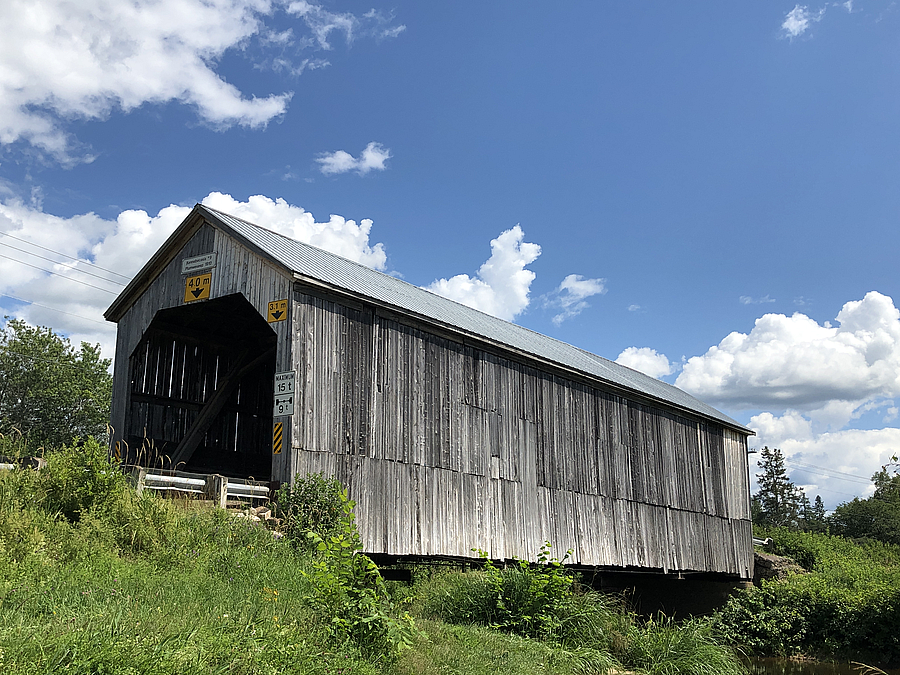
[0,253,121,295]
[0,293,109,325]
[785,459,872,485]
[0,230,131,281]
[0,241,126,286]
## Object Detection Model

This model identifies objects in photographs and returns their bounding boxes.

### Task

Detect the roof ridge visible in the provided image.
[197,204,748,432]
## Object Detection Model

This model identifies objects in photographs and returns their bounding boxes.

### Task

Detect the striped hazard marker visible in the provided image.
[273,422,283,455]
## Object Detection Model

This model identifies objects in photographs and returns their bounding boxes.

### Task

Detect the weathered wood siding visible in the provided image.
[109,224,294,476]
[288,288,753,578]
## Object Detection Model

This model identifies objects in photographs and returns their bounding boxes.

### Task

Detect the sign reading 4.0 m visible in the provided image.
[184,273,211,302]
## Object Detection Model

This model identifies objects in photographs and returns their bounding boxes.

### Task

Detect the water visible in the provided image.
[747,657,900,675]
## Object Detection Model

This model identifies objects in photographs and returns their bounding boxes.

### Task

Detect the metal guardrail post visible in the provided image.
[131,466,147,495]
[204,474,227,508]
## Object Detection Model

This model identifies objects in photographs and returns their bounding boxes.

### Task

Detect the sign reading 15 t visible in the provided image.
[273,371,295,416]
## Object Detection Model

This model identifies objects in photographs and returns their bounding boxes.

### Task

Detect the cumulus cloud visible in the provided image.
[0,0,403,163]
[200,192,386,268]
[426,226,541,322]
[615,347,674,380]
[749,410,899,507]
[676,291,900,415]
[316,142,392,176]
[781,4,826,38]
[543,274,606,325]
[0,192,389,357]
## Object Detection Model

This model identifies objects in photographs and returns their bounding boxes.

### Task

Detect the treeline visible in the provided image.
[712,446,900,667]
[752,445,900,546]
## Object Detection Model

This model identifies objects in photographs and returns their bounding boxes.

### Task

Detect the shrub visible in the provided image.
[37,437,126,521]
[715,529,900,665]
[422,543,574,640]
[274,472,347,548]
[299,480,419,659]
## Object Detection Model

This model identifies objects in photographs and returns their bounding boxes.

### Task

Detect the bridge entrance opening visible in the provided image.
[124,294,276,479]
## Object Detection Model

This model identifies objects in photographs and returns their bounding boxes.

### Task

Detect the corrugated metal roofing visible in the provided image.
[200,205,747,432]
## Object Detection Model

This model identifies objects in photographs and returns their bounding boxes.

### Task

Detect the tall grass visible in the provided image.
[417,560,746,675]
[0,441,412,673]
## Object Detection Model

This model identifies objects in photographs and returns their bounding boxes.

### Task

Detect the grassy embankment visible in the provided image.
[0,437,746,674]
[715,527,900,668]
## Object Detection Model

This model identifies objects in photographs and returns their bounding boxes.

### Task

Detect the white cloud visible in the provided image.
[676,291,900,413]
[781,4,826,38]
[749,411,900,507]
[544,274,606,325]
[200,192,386,268]
[628,304,641,312]
[0,0,403,164]
[0,192,389,358]
[426,226,541,322]
[739,294,776,305]
[615,347,674,380]
[317,142,392,176]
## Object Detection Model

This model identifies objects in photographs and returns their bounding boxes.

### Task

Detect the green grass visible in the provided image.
[0,441,751,675]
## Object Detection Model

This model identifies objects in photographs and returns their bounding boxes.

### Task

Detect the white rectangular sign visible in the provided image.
[273,371,295,416]
[181,252,218,275]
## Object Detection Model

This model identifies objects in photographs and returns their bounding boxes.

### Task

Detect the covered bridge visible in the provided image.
[106,204,754,581]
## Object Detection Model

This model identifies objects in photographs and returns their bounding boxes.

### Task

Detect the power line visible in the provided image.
[0,240,126,286]
[0,230,131,281]
[785,459,872,485]
[0,293,109,326]
[0,253,120,295]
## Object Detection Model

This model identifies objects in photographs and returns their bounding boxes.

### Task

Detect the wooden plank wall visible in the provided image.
[109,222,294,475]
[289,290,754,578]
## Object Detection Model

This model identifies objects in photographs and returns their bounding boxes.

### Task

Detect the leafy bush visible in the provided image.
[272,472,419,658]
[274,472,348,548]
[715,528,900,665]
[423,543,574,640]
[37,437,126,522]
[420,545,745,675]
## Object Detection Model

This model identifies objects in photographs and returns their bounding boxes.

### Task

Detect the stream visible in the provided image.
[746,657,900,675]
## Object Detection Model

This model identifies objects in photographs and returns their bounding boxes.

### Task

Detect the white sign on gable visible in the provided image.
[181,252,218,275]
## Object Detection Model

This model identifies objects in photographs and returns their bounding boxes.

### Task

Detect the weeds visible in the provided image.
[419,544,746,675]
[714,528,900,666]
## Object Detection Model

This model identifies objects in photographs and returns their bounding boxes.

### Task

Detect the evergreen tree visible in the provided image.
[803,495,828,533]
[754,446,804,529]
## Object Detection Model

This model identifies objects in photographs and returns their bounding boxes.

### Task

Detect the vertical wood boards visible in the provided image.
[111,221,753,577]
[286,294,753,576]
[110,222,293,478]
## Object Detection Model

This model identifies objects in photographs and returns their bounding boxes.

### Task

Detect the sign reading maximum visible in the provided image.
[273,371,295,416]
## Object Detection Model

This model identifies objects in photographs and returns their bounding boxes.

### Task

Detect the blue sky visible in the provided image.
[1,0,899,507]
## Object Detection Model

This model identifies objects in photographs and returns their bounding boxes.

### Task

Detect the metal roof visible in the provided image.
[193,205,747,432]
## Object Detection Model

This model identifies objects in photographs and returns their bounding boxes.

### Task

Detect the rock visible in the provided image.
[754,551,805,585]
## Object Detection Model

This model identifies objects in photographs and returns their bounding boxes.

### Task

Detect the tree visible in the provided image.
[802,494,828,533]
[754,446,805,529]
[0,318,112,449]
[830,466,900,545]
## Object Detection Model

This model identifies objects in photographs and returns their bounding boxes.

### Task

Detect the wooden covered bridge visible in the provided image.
[105,205,754,583]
